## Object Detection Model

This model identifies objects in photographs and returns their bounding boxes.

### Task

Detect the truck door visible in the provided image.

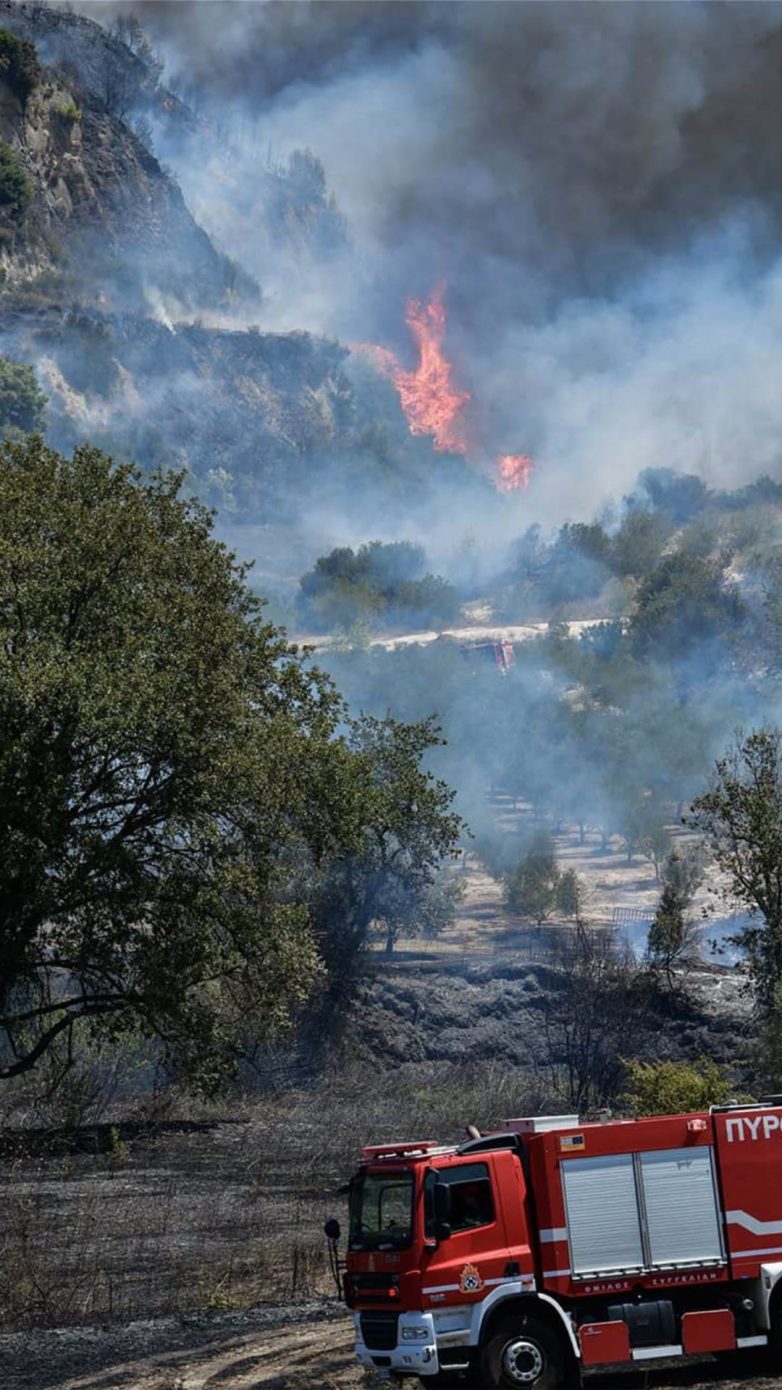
[713,1105,782,1278]
[420,1159,512,1308]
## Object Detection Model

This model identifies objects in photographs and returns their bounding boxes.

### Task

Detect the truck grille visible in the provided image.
[360,1312,399,1350]
[350,1273,400,1301]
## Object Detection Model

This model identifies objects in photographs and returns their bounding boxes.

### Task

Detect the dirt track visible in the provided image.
[3,1304,782,1390]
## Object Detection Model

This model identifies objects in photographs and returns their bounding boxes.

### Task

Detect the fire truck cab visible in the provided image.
[335,1106,782,1387]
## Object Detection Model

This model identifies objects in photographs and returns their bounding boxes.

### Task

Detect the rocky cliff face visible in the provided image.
[0,4,367,523]
[0,8,243,312]
[0,4,489,537]
[7,308,355,516]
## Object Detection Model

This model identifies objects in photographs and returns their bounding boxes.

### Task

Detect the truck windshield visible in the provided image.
[349,1169,414,1250]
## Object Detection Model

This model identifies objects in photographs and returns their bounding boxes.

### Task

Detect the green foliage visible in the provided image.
[648,883,685,968]
[473,831,523,880]
[0,139,31,217]
[107,1125,131,1168]
[763,558,782,670]
[0,29,41,103]
[0,355,46,434]
[0,439,460,1090]
[556,867,581,919]
[540,523,612,603]
[623,1057,733,1117]
[636,468,709,523]
[57,100,81,123]
[647,847,704,981]
[690,727,782,1012]
[311,713,465,980]
[630,552,744,661]
[299,540,459,632]
[506,831,580,924]
[611,509,672,579]
[756,983,782,1093]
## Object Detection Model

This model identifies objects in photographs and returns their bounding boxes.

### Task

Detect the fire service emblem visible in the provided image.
[459,1263,484,1293]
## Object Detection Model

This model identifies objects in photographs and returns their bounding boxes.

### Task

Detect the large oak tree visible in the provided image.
[0,438,461,1089]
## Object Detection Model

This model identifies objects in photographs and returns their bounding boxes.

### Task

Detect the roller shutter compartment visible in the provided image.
[562,1154,644,1275]
[639,1147,724,1268]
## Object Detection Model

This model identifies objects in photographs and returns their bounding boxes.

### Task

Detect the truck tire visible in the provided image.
[482,1315,564,1389]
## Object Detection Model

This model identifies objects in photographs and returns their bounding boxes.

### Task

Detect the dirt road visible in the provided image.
[3,1304,781,1390]
[294,619,614,653]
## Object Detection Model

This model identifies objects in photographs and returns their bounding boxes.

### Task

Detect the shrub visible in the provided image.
[622,1057,734,1117]
[0,140,30,217]
[57,100,81,123]
[0,29,41,103]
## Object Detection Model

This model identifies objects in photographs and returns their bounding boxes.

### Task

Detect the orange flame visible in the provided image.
[356,287,536,494]
[497,454,535,493]
[359,284,470,454]
[396,287,471,453]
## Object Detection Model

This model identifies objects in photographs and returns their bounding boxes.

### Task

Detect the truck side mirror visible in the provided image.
[434,1183,452,1240]
[324,1217,341,1241]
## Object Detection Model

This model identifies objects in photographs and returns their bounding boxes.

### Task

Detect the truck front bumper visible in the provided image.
[354,1311,439,1376]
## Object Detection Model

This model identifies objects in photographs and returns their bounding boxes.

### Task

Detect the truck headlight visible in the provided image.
[401,1328,430,1341]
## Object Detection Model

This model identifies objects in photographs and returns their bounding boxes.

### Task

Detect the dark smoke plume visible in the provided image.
[49,1,782,514]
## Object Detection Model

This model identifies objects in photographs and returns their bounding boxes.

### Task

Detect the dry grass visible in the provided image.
[0,1059,548,1334]
[0,799,747,1338]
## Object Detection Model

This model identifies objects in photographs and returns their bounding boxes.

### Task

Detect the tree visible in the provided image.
[611,509,672,579]
[556,867,581,920]
[613,792,670,874]
[636,468,709,524]
[756,982,782,1095]
[380,868,464,956]
[647,848,704,984]
[689,728,782,1013]
[623,1058,733,1117]
[540,523,611,604]
[310,714,464,978]
[0,439,458,1089]
[544,927,637,1111]
[111,14,163,84]
[298,540,458,632]
[629,552,744,663]
[0,139,31,218]
[101,51,135,121]
[0,356,46,434]
[511,524,545,580]
[506,832,574,925]
[0,29,41,103]
[648,882,685,982]
[763,558,782,670]
[637,807,672,882]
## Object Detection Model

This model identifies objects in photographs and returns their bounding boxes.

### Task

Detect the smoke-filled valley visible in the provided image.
[6,4,782,1386]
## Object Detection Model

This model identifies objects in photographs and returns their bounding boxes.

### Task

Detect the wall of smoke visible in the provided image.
[69,0,782,522]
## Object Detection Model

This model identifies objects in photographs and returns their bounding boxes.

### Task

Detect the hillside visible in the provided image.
[0,13,236,310]
[0,3,481,528]
[3,7,782,1388]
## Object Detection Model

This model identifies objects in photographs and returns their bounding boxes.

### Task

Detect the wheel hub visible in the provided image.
[501,1337,545,1385]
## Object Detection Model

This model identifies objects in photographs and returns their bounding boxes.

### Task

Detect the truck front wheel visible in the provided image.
[482,1315,564,1390]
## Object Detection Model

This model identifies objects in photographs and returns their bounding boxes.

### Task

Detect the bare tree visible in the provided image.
[544,924,637,1111]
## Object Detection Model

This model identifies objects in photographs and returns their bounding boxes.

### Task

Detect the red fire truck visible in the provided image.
[329,1105,782,1387]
